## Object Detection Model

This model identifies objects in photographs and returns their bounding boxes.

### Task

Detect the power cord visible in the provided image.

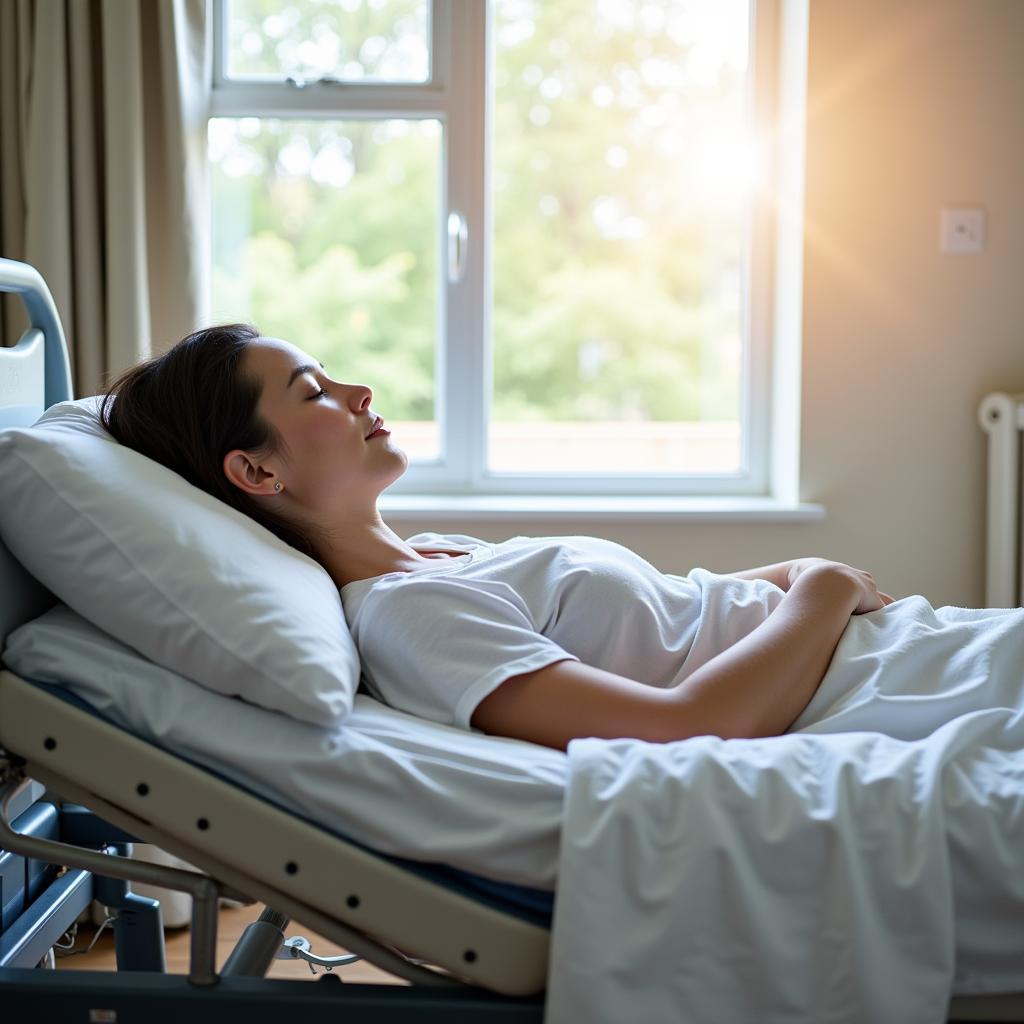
[53,908,117,959]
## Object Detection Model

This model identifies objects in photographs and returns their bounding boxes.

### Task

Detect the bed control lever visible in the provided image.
[277,934,362,974]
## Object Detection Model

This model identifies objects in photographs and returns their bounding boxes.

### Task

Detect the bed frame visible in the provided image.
[0,256,1020,1021]
[0,257,547,1020]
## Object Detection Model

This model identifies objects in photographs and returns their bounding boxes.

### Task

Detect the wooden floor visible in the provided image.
[54,901,407,984]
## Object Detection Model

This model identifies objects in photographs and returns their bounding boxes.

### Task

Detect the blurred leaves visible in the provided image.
[228,0,429,81]
[211,0,750,425]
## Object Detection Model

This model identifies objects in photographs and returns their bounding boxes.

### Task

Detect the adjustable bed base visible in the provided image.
[0,669,547,1021]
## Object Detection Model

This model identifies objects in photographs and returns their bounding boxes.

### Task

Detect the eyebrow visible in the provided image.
[286,361,325,389]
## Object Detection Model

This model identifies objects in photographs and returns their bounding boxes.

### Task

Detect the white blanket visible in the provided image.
[546,596,1024,1023]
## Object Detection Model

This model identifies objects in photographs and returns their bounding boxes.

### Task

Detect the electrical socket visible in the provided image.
[940,207,985,254]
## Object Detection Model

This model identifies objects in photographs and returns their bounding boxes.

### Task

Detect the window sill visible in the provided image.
[379,494,825,523]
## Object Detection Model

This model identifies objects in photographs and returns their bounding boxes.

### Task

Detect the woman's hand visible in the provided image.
[786,558,895,614]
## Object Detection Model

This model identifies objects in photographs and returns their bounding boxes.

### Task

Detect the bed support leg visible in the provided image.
[0,774,226,987]
[189,876,221,986]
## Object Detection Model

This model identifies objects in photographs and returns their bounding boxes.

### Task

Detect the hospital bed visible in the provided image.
[0,255,1019,1022]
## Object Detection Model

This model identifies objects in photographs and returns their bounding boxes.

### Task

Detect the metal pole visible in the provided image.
[0,775,223,985]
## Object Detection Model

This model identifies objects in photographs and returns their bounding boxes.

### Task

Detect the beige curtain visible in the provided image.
[0,0,210,397]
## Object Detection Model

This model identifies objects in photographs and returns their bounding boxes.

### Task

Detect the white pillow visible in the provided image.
[0,396,360,724]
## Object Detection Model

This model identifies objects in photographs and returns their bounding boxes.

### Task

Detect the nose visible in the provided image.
[347,384,372,410]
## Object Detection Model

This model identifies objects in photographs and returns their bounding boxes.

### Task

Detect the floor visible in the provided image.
[53,900,406,984]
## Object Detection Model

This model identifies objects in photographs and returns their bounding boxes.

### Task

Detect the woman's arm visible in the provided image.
[727,560,796,588]
[729,557,895,603]
[471,562,876,751]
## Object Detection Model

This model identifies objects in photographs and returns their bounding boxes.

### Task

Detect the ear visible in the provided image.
[223,449,279,496]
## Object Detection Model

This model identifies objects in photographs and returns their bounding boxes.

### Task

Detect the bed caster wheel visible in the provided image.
[318,972,343,985]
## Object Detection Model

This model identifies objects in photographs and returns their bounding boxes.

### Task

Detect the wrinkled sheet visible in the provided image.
[547,596,1024,1023]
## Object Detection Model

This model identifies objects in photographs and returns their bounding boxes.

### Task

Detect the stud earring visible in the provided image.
[274,482,283,493]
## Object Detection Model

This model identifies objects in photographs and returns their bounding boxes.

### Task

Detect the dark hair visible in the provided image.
[101,323,319,559]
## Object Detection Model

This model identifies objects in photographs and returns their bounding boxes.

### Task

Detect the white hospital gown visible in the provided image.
[340,532,786,730]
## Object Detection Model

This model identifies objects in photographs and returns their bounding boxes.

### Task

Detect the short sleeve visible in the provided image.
[353,576,580,730]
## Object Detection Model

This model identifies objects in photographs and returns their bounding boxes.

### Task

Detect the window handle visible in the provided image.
[447,211,468,283]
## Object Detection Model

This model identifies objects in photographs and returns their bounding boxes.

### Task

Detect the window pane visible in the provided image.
[225,0,430,83]
[209,117,441,460]
[491,0,751,475]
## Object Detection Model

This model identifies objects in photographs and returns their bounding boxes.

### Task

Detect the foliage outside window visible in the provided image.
[210,0,772,495]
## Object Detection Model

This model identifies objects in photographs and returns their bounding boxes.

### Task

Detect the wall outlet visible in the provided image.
[940,207,985,253]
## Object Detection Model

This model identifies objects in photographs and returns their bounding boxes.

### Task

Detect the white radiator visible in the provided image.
[979,392,1024,606]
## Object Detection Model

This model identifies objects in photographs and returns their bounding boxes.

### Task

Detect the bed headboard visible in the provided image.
[0,257,74,646]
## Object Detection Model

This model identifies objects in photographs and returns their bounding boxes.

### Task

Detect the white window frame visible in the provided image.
[208,0,802,508]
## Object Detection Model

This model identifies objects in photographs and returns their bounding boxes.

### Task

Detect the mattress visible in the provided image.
[1,604,567,896]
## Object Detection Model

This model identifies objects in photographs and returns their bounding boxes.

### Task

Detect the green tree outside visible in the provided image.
[211,0,748,431]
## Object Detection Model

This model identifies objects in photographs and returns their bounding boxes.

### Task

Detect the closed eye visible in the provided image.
[308,387,329,400]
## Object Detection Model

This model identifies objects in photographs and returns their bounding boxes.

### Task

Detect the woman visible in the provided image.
[102,324,895,751]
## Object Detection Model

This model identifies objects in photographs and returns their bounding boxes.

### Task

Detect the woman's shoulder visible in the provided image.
[346,570,538,644]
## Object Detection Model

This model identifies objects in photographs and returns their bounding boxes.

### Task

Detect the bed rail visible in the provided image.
[0,258,67,649]
[0,257,73,415]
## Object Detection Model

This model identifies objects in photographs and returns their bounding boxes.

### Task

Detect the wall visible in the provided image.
[388,0,1024,609]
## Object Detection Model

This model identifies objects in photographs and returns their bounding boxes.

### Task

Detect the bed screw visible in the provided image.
[463,950,477,963]
[43,737,56,750]
[285,861,298,875]
[346,895,360,909]
[136,783,149,796]
[197,817,209,831]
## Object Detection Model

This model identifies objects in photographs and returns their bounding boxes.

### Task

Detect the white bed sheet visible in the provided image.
[546,595,1024,1022]
[2,603,568,890]
[11,586,1024,1019]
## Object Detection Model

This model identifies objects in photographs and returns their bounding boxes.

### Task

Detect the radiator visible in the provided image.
[979,392,1024,606]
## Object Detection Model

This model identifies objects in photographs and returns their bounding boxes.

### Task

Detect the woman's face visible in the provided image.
[236,336,406,515]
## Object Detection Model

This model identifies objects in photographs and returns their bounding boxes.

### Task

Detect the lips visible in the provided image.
[366,415,386,439]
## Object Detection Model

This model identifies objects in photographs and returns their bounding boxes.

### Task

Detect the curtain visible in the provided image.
[0,0,210,397]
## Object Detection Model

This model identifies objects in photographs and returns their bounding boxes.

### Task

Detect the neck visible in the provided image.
[312,511,436,589]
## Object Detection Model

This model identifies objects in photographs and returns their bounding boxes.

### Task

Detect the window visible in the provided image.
[209,0,793,502]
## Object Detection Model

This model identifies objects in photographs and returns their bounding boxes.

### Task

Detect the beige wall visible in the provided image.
[389,0,1024,610]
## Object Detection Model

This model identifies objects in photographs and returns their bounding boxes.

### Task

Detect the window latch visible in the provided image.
[447,211,468,284]
[285,75,343,90]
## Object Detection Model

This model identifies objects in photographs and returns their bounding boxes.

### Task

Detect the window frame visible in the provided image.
[209,0,783,500]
